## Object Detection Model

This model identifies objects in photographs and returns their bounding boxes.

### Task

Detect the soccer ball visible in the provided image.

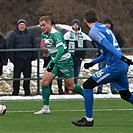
[0,104,6,116]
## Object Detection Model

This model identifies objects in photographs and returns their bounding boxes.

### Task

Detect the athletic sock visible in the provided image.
[84,89,94,118]
[85,116,93,122]
[128,94,133,104]
[73,84,84,96]
[42,86,50,105]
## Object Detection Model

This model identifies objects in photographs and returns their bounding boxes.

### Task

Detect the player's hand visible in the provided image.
[84,62,94,69]
[121,56,133,66]
[47,62,55,72]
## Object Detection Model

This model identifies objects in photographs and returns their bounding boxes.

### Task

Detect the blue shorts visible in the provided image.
[92,63,129,91]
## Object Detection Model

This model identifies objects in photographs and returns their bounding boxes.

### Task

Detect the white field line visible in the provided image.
[6,108,133,113]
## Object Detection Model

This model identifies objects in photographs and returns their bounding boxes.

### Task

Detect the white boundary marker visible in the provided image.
[6,108,133,113]
[0,93,121,101]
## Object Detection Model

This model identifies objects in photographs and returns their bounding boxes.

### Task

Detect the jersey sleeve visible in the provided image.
[53,45,65,63]
[101,38,123,58]
[93,54,105,64]
[89,28,123,58]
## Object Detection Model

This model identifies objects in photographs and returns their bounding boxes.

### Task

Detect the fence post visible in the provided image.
[37,50,41,95]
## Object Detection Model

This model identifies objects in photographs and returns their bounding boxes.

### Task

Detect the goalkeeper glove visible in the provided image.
[84,62,94,69]
[47,62,55,72]
[121,56,133,66]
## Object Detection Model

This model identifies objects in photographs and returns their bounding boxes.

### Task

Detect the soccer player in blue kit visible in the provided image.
[71,9,133,127]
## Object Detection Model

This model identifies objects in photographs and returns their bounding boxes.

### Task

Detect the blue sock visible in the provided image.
[84,89,94,118]
[128,94,133,104]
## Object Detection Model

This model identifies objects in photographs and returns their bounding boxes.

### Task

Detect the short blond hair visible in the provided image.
[39,16,51,23]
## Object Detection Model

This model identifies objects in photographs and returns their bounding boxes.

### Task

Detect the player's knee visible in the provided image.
[42,80,50,86]
[65,84,74,91]
[83,77,98,89]
[119,90,131,101]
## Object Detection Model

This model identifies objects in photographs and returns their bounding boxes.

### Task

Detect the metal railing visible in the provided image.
[0,48,133,95]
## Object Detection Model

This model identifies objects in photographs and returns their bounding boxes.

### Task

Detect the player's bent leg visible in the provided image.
[41,71,55,86]
[64,78,84,96]
[64,77,75,90]
[73,84,84,96]
[83,77,99,89]
[119,89,133,104]
[34,86,51,114]
[34,71,55,115]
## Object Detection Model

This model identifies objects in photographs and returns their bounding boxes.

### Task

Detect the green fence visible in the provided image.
[0,48,133,95]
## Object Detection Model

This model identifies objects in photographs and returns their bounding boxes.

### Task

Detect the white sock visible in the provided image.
[43,105,49,108]
[85,116,93,122]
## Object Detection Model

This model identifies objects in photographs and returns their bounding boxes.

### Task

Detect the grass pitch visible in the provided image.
[0,98,133,133]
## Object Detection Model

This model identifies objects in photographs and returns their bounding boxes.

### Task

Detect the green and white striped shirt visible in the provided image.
[41,27,71,62]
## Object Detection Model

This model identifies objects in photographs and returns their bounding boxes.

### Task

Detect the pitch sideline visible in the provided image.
[6,108,133,113]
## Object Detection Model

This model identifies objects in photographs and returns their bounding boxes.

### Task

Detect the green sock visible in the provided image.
[73,84,84,97]
[42,86,51,105]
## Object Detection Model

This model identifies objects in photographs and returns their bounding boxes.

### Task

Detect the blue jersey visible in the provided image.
[89,22,129,91]
[89,22,123,66]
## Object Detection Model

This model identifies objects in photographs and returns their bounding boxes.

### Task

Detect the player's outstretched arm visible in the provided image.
[84,54,105,69]
[84,62,94,69]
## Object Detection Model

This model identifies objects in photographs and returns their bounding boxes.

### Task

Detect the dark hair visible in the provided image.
[103,17,112,24]
[51,19,55,26]
[83,9,98,23]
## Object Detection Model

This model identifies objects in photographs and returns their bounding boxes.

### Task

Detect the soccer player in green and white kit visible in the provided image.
[34,16,84,114]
